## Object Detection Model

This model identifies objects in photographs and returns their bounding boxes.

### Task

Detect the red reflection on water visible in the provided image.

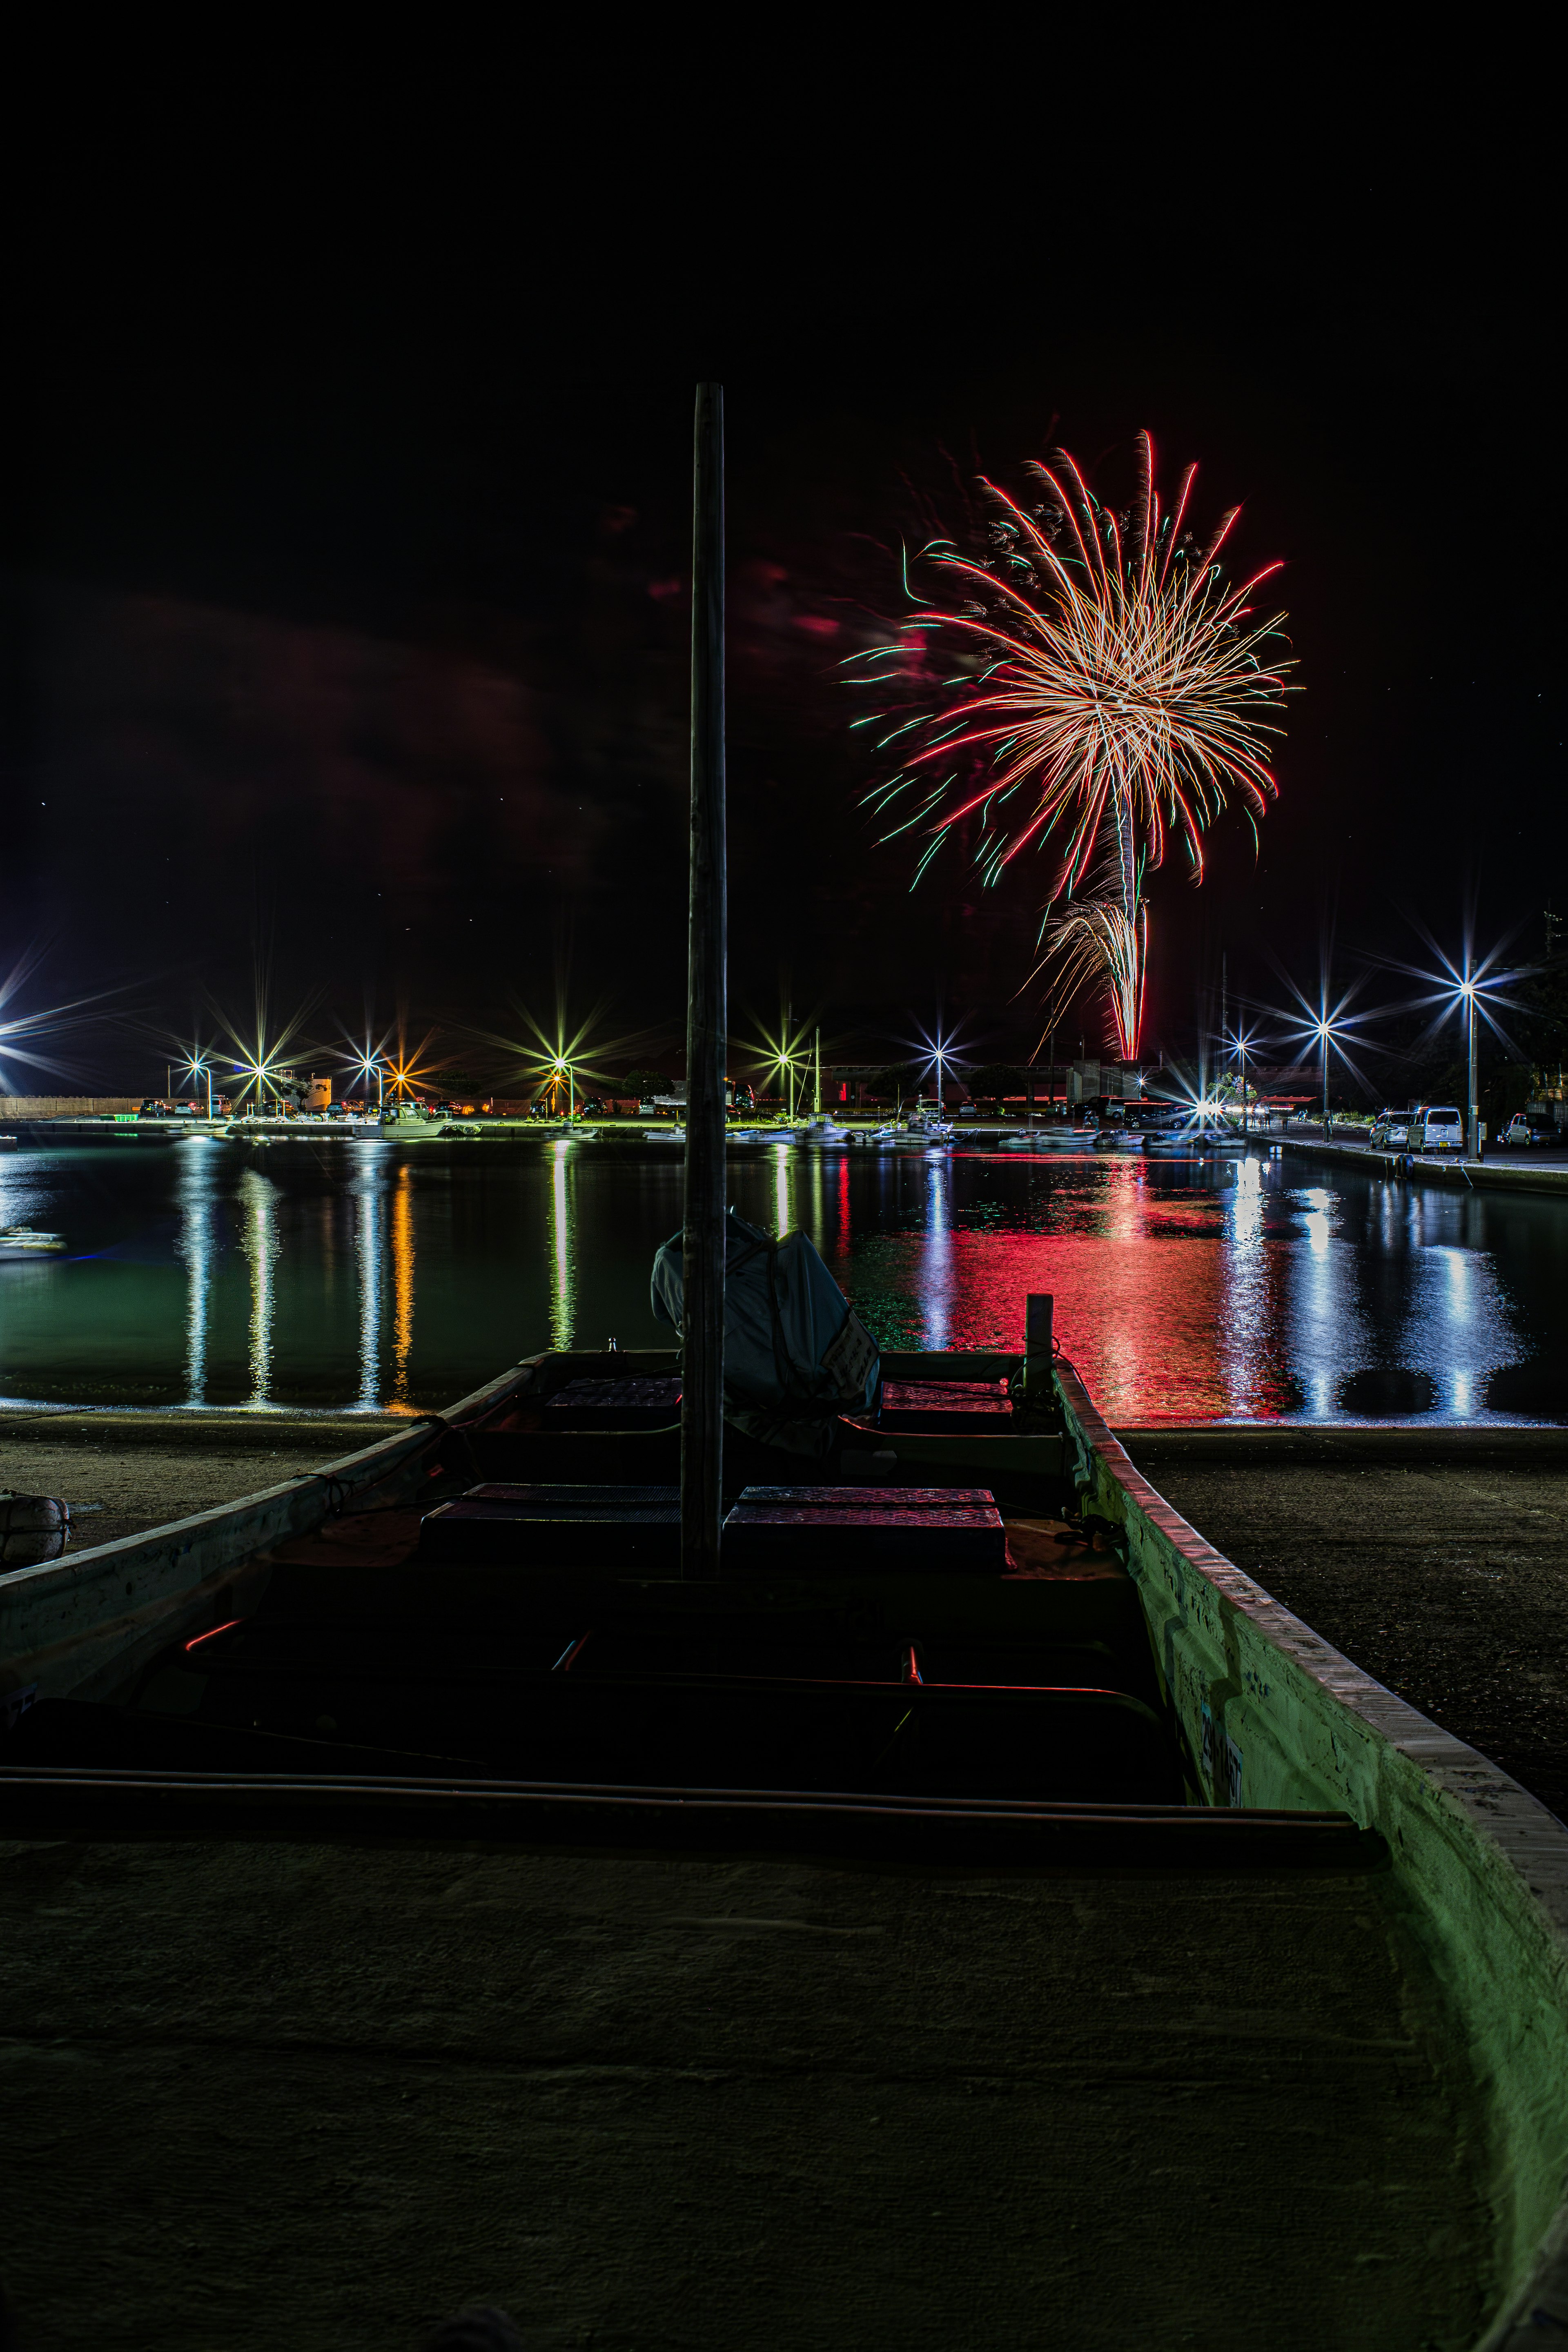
[838,1157,1301,1423]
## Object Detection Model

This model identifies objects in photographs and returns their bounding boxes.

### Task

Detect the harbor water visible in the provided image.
[1,1134,1564,1422]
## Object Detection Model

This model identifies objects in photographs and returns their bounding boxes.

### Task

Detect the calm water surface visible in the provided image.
[2,1135,1564,1422]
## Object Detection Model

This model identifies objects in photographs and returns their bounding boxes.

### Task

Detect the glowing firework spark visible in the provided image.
[852,432,1296,1055]
[1036,889,1147,1063]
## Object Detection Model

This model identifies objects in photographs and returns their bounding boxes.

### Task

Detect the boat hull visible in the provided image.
[4,1343,1568,2339]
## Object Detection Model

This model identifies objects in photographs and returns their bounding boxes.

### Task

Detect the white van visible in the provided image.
[1419,1105,1465,1154]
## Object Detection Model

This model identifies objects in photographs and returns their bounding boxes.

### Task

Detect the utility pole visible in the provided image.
[1466,982,1480,1162]
[681,383,727,1581]
[813,1027,821,1116]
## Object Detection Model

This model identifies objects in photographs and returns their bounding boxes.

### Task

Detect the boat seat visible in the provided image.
[419,1486,682,1568]
[117,1640,1182,1804]
[542,1377,682,1430]
[874,1381,1014,1433]
[722,1488,1007,1574]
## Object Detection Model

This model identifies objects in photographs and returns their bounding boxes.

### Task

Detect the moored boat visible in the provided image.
[4,1299,1568,2339]
[0,1226,67,1260]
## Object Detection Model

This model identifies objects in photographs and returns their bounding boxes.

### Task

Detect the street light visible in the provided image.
[1372,922,1532,1166]
[1460,978,1479,1162]
[354,1051,385,1116]
[178,1051,215,1121]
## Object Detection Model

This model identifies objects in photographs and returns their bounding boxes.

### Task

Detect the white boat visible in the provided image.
[802,1117,849,1145]
[0,1226,67,1261]
[1145,1124,1249,1155]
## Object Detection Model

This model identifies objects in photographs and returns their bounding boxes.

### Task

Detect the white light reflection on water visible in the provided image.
[1218,1155,1271,1415]
[549,1142,575,1348]
[924,1157,951,1350]
[807,1151,826,1253]
[774,1149,790,1238]
[238,1167,279,1408]
[1287,1184,1370,1419]
[352,1151,388,1409]
[176,1139,219,1405]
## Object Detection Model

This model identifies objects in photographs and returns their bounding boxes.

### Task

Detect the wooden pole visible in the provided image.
[682,383,727,1580]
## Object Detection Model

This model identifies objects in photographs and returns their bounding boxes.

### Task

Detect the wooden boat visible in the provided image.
[3,1313,1568,2343]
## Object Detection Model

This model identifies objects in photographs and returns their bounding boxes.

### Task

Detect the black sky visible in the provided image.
[4,108,1560,1096]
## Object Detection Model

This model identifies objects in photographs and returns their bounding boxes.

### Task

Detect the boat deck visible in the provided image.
[0,1829,1491,2351]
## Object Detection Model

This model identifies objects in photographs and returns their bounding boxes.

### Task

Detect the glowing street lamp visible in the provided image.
[1218,1023,1262,1138]
[178,1050,216,1120]
[232,1047,290,1117]
[354,1050,386,1114]
[1460,978,1479,1162]
[1374,922,1533,1165]
[913,1018,965,1116]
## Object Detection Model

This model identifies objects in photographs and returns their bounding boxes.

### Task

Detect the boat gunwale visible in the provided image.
[1056,1361,1568,2347]
[0,1359,540,1696]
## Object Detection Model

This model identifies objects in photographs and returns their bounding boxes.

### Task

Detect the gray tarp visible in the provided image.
[650,1209,880,1456]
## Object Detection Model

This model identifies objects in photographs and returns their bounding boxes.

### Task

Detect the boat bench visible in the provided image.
[13,1677,1178,1803]
[419,1484,1012,1574]
[872,1381,1015,1433]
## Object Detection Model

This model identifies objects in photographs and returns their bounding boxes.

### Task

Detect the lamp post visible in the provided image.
[1463,979,1479,1161]
[1318,1019,1330,1134]
[180,1055,214,1121]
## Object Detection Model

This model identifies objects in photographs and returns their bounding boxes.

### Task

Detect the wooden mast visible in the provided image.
[681,383,727,1579]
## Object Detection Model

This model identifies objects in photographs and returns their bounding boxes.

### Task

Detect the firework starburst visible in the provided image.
[853,432,1296,1056]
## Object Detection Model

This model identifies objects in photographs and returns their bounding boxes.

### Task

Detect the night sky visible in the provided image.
[4,145,1559,1099]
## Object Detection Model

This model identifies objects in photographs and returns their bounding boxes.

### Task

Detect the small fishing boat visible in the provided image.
[1029,1123,1098,1148]
[0,1226,66,1261]
[4,1304,1568,2341]
[801,1116,849,1145]
[1143,1122,1249,1154]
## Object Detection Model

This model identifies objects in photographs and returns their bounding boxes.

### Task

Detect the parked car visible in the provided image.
[1502,1114,1540,1148]
[1370,1109,1414,1147]
[1418,1105,1465,1154]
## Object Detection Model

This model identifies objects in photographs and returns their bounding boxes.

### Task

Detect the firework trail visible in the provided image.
[850,432,1295,1056]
